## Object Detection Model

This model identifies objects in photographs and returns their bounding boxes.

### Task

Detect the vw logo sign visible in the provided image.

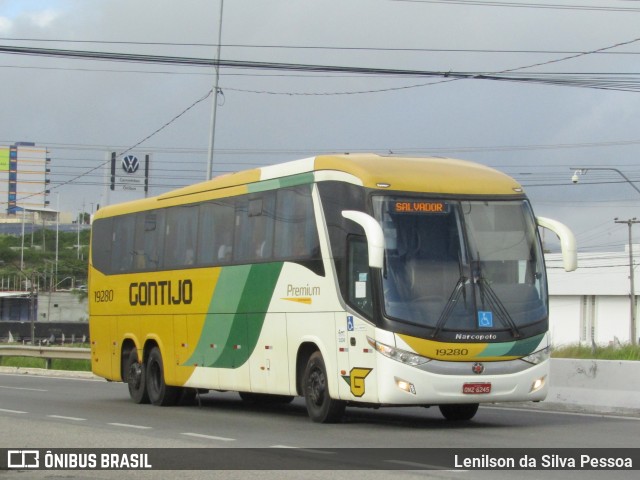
[121,155,140,174]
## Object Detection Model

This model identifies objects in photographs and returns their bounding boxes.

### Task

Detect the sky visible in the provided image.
[1,0,640,253]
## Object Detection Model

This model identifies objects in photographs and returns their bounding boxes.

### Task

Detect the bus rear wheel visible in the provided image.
[125,349,149,404]
[303,351,346,423]
[146,346,180,406]
[439,403,479,421]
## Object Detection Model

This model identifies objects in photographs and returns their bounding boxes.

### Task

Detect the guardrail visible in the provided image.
[0,345,90,369]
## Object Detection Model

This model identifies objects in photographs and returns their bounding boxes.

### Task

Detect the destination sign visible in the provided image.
[393,201,450,214]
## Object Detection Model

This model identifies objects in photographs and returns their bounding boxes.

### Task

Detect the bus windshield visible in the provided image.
[372,197,547,337]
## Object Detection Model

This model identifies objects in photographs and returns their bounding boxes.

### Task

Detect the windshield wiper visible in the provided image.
[431,276,467,339]
[474,260,521,338]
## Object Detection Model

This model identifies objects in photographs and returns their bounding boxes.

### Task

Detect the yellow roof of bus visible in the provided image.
[94,154,523,218]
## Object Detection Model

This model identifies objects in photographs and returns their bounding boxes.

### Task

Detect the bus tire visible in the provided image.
[125,349,149,404]
[303,351,346,423]
[439,403,479,421]
[146,346,180,406]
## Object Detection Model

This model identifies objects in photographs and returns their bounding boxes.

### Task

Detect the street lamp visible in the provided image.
[570,167,639,345]
[570,167,640,195]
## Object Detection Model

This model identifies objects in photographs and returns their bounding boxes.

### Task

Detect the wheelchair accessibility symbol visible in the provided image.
[478,311,493,328]
[347,316,354,332]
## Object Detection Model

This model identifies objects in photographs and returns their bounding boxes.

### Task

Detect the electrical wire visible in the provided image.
[2,43,640,94]
[392,0,640,13]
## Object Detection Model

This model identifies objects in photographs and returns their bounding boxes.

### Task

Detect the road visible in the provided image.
[0,370,639,479]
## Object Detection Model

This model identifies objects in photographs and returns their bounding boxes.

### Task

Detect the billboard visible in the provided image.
[109,152,149,193]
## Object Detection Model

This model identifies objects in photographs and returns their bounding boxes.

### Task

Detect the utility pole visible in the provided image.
[614,218,639,345]
[206,0,225,180]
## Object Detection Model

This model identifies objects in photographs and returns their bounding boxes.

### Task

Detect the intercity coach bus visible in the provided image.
[89,154,577,423]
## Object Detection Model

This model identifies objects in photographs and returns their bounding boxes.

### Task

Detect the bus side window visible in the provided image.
[132,210,164,271]
[235,193,275,264]
[274,185,321,262]
[165,205,198,269]
[196,198,238,266]
[111,215,135,272]
[347,236,373,319]
[91,218,113,273]
[197,202,217,266]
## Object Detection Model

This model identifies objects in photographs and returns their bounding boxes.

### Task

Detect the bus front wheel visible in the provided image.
[439,403,479,421]
[303,351,346,423]
[146,346,180,406]
[125,349,149,404]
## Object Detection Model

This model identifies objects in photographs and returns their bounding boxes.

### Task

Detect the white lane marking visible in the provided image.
[0,385,47,392]
[48,415,86,421]
[181,432,236,442]
[108,422,152,430]
[270,445,334,455]
[0,408,27,414]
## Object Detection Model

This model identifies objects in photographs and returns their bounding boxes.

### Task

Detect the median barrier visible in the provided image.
[545,358,640,414]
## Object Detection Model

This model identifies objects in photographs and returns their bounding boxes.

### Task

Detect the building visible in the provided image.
[0,142,51,214]
[547,246,639,346]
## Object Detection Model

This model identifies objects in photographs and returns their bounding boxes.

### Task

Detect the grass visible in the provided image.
[0,343,92,371]
[0,356,92,371]
[551,344,640,361]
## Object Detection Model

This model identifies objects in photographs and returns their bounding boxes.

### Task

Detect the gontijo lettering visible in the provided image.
[129,280,192,306]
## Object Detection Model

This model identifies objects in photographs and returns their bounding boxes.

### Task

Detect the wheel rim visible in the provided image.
[307,367,326,407]
[149,360,161,393]
[128,363,142,390]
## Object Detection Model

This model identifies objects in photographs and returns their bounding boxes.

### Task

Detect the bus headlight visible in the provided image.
[521,346,550,365]
[367,337,431,366]
[530,375,546,393]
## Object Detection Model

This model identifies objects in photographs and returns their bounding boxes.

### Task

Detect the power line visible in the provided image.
[2,43,640,94]
[3,37,640,55]
[392,0,640,13]
[3,35,640,195]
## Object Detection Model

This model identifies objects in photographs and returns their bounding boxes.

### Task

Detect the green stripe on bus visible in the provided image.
[504,333,545,357]
[184,263,284,369]
[247,172,315,193]
[478,333,545,358]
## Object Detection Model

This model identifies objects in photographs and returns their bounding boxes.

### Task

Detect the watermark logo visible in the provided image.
[7,450,39,469]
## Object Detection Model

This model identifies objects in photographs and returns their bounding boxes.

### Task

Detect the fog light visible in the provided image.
[394,377,416,395]
[530,375,546,393]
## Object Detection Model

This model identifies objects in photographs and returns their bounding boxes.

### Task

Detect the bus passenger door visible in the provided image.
[337,236,377,402]
[337,314,376,402]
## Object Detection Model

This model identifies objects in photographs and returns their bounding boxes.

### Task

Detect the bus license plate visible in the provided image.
[463,383,491,394]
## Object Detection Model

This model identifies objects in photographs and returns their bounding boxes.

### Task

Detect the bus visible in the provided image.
[89,154,577,423]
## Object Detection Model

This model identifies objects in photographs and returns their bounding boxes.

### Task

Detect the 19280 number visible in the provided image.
[94,289,114,303]
[435,348,469,356]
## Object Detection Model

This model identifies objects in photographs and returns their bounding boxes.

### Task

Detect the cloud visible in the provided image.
[0,0,65,28]
[0,16,11,33]
[26,8,60,28]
